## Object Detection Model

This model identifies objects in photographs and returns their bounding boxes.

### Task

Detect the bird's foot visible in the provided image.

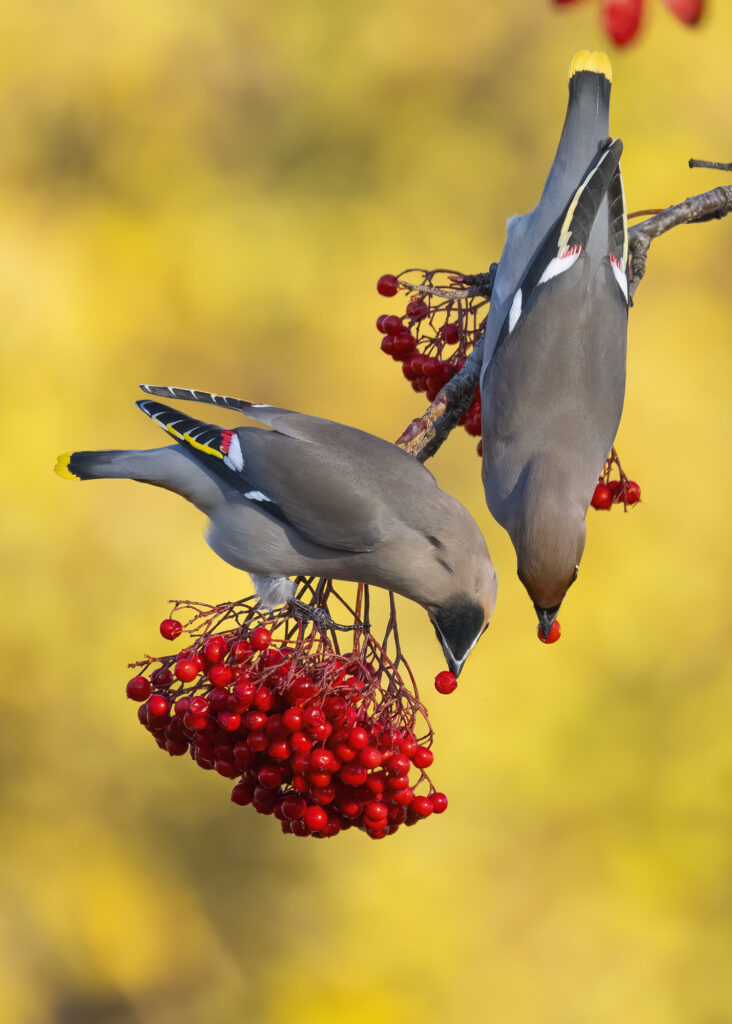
[288,598,369,633]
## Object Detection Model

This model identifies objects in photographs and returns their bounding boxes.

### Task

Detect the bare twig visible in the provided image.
[628,183,732,297]
[689,159,732,171]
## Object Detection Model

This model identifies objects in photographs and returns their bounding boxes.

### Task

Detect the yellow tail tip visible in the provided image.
[55,453,79,480]
[569,50,612,83]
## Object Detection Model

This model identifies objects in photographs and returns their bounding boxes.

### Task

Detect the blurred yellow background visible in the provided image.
[4,1,732,1021]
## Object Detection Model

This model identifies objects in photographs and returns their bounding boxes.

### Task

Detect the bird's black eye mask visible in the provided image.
[433,598,485,661]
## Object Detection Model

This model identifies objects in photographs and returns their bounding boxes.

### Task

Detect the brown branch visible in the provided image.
[397,178,731,462]
[628,183,732,297]
[689,159,732,171]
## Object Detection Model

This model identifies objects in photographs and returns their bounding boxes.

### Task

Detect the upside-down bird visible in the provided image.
[480,50,629,639]
[56,385,497,676]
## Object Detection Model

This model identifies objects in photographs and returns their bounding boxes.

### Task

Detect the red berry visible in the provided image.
[359,746,382,769]
[160,618,183,640]
[251,626,272,651]
[203,637,226,664]
[383,314,403,335]
[189,696,209,716]
[304,805,328,831]
[434,671,457,695]
[126,676,151,701]
[537,620,561,644]
[258,765,283,789]
[230,640,251,662]
[364,800,388,823]
[377,273,399,297]
[412,746,434,770]
[217,712,241,732]
[208,664,233,688]
[431,792,448,814]
[282,707,303,732]
[440,322,460,344]
[376,314,390,334]
[231,780,255,806]
[176,659,198,684]
[393,334,416,358]
[591,483,613,510]
[281,794,307,820]
[348,727,369,750]
[387,752,411,775]
[625,480,641,505]
[660,0,703,25]
[268,739,291,761]
[412,796,434,817]
[603,0,643,45]
[380,335,396,356]
[406,297,428,320]
[147,695,170,720]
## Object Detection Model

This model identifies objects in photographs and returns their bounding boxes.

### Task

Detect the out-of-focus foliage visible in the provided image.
[4,1,731,1021]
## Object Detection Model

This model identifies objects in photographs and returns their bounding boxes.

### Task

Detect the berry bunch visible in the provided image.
[376,270,490,454]
[127,581,447,839]
[591,447,641,511]
[553,0,703,47]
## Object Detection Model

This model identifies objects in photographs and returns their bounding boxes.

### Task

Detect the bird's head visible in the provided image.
[428,591,494,678]
[516,502,585,639]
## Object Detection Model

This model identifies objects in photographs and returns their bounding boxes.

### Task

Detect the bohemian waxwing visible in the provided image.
[57,385,497,676]
[480,51,629,638]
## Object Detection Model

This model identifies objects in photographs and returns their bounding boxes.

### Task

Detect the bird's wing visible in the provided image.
[139,384,342,444]
[136,398,384,552]
[493,137,625,353]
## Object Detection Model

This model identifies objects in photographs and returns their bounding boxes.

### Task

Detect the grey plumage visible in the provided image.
[57,385,497,676]
[480,51,629,635]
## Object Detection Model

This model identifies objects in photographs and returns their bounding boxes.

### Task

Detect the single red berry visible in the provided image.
[440,322,460,344]
[603,0,643,45]
[376,314,390,334]
[304,805,328,831]
[147,695,170,720]
[591,483,613,510]
[258,764,283,789]
[431,792,448,814]
[126,676,151,702]
[380,335,396,356]
[268,739,291,761]
[251,626,272,651]
[387,752,411,775]
[435,671,457,695]
[282,707,303,732]
[399,735,418,758]
[625,480,641,505]
[393,334,416,358]
[364,800,388,823]
[290,731,312,753]
[412,746,434,770]
[230,640,251,662]
[281,794,307,820]
[406,297,428,320]
[231,780,255,806]
[160,618,183,640]
[383,314,403,335]
[392,786,415,806]
[348,726,369,750]
[209,664,233,688]
[660,0,703,25]
[203,637,226,664]
[359,746,382,769]
[537,620,561,644]
[254,686,275,712]
[217,711,241,732]
[476,440,483,457]
[377,273,399,297]
[310,749,338,773]
[150,666,173,688]
[412,796,434,817]
[188,695,209,716]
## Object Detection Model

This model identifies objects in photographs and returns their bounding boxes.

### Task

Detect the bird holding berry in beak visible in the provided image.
[480,51,629,640]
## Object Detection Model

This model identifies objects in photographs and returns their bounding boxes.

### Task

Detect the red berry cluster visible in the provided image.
[376,271,489,454]
[128,584,447,839]
[591,447,641,511]
[553,0,702,47]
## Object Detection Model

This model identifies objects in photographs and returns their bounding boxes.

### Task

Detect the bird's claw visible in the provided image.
[288,598,369,633]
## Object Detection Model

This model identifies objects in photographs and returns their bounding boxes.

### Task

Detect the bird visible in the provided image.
[479,50,629,640]
[56,385,497,676]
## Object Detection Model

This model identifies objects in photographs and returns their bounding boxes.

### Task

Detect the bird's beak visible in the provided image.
[440,642,467,679]
[534,603,561,639]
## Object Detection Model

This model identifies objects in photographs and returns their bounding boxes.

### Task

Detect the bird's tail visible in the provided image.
[55,449,149,481]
